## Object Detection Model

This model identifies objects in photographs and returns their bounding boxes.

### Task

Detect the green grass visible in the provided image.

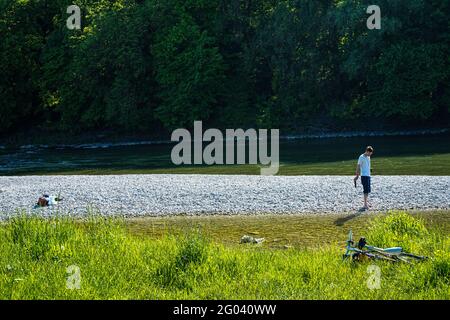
[0,211,449,299]
[21,153,450,176]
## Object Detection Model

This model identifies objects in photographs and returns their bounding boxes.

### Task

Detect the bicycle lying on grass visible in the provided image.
[343,230,428,263]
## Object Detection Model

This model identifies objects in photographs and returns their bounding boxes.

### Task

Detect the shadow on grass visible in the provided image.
[334,210,366,226]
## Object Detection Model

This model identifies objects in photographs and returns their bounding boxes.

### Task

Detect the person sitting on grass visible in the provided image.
[354,146,374,210]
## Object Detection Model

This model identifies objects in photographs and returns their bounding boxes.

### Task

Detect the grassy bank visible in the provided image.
[0,211,448,299]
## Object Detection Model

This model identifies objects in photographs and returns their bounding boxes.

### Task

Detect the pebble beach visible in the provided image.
[0,174,449,219]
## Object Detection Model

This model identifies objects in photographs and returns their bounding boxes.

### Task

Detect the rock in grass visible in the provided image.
[240,235,265,244]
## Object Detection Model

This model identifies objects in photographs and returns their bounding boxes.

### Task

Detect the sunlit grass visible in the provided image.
[0,211,448,299]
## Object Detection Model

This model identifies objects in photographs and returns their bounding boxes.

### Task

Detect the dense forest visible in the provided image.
[0,0,449,137]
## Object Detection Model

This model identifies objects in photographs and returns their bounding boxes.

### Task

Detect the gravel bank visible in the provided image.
[0,175,449,219]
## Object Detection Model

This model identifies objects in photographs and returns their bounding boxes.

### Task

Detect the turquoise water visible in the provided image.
[1,132,449,175]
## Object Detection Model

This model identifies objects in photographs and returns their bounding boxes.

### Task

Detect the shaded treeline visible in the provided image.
[0,0,449,136]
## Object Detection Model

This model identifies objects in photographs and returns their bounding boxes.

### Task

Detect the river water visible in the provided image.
[1,132,449,175]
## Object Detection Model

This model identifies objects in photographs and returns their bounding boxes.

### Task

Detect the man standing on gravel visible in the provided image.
[354,146,374,210]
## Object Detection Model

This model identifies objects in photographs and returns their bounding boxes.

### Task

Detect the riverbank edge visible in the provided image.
[1,207,449,222]
[1,128,448,150]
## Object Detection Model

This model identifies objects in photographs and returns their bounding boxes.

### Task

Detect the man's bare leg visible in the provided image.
[363,193,369,209]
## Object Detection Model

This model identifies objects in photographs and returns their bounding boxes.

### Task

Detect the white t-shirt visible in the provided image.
[44,195,59,206]
[358,154,371,177]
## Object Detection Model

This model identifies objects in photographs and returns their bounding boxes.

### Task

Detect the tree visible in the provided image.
[0,0,61,133]
[40,0,158,131]
[151,1,226,129]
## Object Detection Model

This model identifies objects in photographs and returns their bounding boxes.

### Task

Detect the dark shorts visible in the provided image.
[361,176,371,194]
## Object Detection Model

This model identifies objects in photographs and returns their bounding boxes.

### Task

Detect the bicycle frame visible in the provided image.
[343,230,427,262]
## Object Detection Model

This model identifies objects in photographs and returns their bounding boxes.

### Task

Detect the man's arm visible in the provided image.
[354,162,361,185]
